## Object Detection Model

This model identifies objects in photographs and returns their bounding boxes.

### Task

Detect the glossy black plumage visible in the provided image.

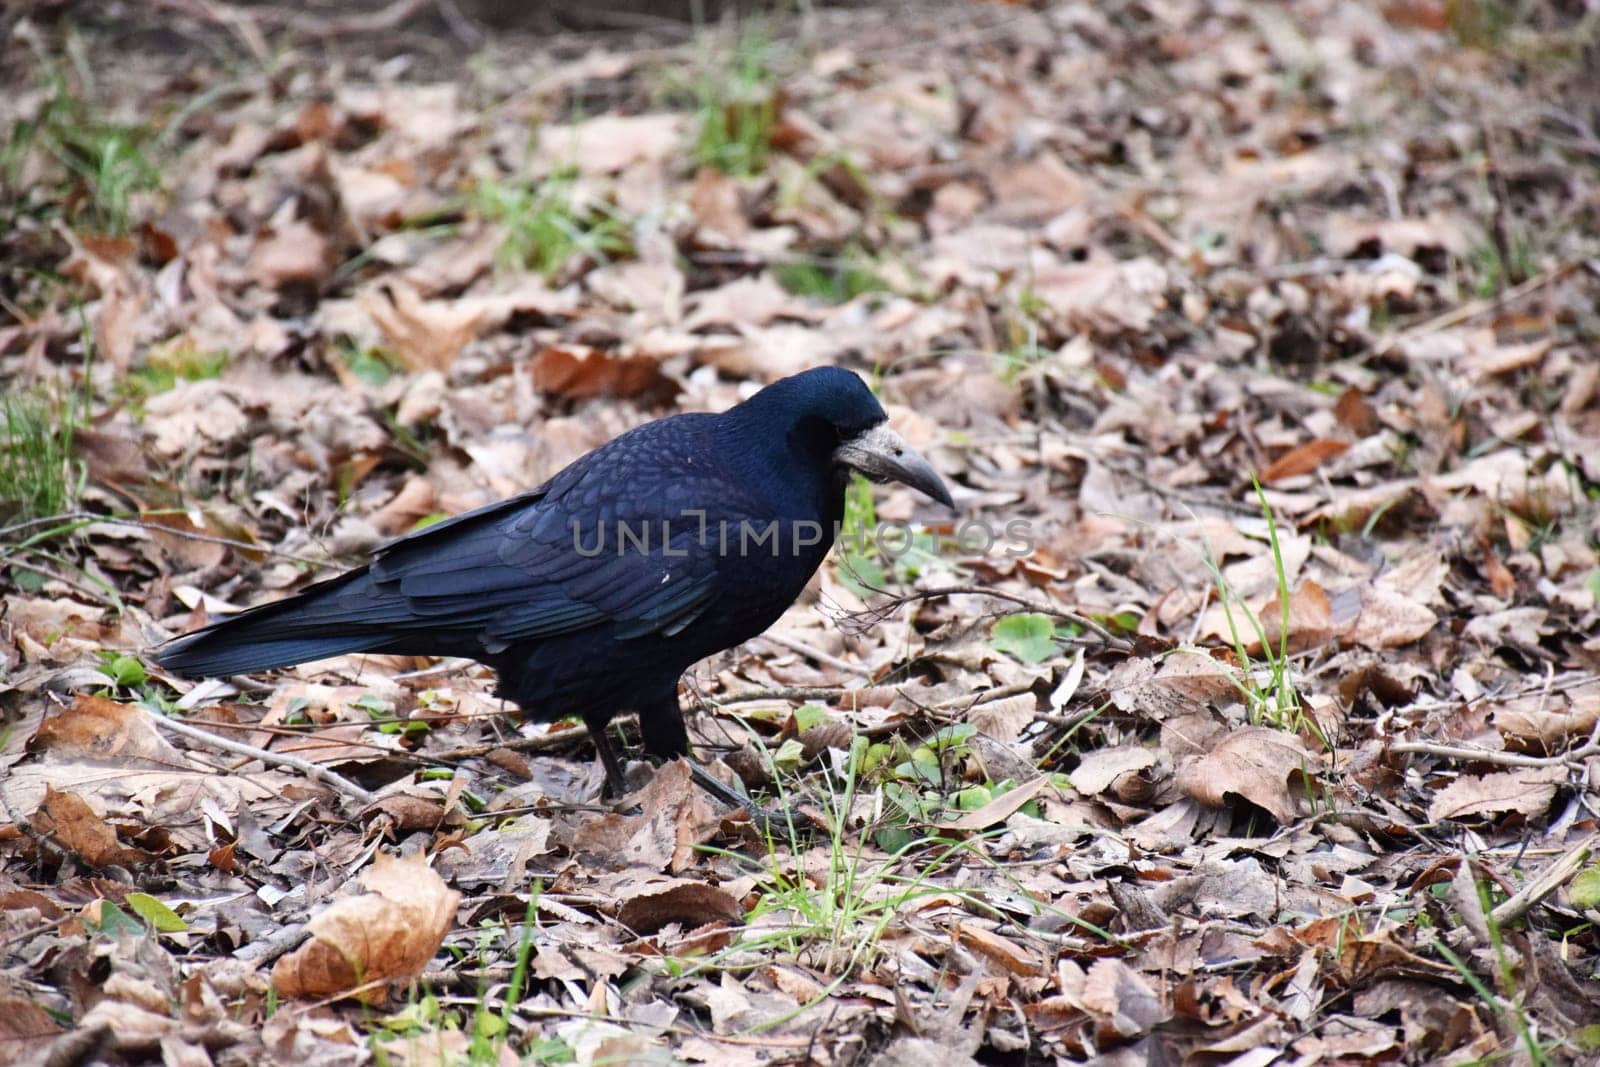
[155,367,952,793]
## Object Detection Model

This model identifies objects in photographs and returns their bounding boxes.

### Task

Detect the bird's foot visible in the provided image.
[686,760,822,842]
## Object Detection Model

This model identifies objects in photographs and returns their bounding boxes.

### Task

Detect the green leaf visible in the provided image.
[11,566,46,593]
[125,892,187,933]
[836,552,886,598]
[772,737,806,770]
[793,703,830,733]
[87,901,145,938]
[97,652,146,688]
[990,613,1058,664]
[954,785,993,810]
[1570,865,1600,909]
[929,723,977,750]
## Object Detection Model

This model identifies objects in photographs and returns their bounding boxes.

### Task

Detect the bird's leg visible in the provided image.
[583,711,635,800]
[684,758,813,841]
[635,688,815,838]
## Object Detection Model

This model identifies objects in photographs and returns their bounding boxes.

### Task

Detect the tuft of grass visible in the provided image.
[1467,234,1535,298]
[0,385,85,527]
[121,342,228,404]
[3,65,160,235]
[1430,872,1558,1065]
[772,247,889,305]
[683,30,783,178]
[472,168,632,281]
[693,736,1003,984]
[1202,481,1314,739]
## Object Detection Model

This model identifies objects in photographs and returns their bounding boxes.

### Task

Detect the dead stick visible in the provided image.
[1492,831,1600,927]
[144,707,377,805]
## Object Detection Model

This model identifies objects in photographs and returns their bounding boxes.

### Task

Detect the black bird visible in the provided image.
[156,367,953,805]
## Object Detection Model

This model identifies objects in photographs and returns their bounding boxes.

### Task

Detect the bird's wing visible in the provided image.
[350,422,740,652]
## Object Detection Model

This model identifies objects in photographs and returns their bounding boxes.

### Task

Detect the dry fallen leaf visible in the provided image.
[271,851,460,1003]
[1175,726,1321,823]
[1426,766,1567,823]
[30,786,152,868]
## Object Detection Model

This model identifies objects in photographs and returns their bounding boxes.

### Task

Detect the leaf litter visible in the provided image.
[3,1,1600,1064]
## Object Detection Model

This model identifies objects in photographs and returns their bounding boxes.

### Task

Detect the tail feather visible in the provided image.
[154,566,402,678]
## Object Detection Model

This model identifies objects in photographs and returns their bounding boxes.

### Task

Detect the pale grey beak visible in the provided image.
[833,423,954,508]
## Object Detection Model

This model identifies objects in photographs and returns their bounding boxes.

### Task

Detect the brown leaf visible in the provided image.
[969,693,1036,743]
[1493,680,1600,748]
[1080,959,1169,1038]
[361,282,488,373]
[1257,580,1334,653]
[1259,439,1351,484]
[957,922,1044,977]
[1069,745,1160,797]
[1107,651,1240,720]
[571,760,723,873]
[31,787,152,867]
[528,346,678,403]
[1343,585,1438,649]
[248,218,334,289]
[1333,387,1381,436]
[615,881,743,934]
[535,114,685,173]
[271,851,460,1003]
[1175,726,1321,822]
[1426,766,1566,822]
[35,695,182,764]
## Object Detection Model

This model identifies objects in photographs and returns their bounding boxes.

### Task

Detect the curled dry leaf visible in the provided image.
[1343,585,1438,650]
[31,786,152,868]
[271,851,460,1003]
[1175,726,1321,823]
[1492,679,1600,748]
[1107,650,1240,720]
[1069,745,1160,798]
[34,695,183,764]
[248,218,335,290]
[360,282,488,374]
[1257,580,1335,653]
[615,881,743,935]
[1081,958,1169,1040]
[571,759,723,873]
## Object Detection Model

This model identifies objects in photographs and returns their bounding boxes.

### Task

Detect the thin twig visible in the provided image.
[756,632,873,677]
[1387,721,1600,769]
[144,708,377,805]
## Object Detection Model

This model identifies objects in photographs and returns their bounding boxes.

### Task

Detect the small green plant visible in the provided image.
[995,284,1051,383]
[1203,482,1312,738]
[472,168,631,281]
[684,30,782,177]
[337,338,404,386]
[1430,872,1558,1065]
[772,247,889,305]
[1467,233,1535,298]
[833,473,962,596]
[3,65,160,234]
[989,612,1062,664]
[0,385,85,527]
[122,343,228,403]
[695,736,1001,984]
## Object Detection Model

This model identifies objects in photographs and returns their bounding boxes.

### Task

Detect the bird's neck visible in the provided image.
[718,403,842,524]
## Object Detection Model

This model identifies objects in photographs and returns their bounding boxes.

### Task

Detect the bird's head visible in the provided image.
[730,366,954,509]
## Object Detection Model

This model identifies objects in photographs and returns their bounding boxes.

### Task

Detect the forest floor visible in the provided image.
[3,1,1600,1063]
